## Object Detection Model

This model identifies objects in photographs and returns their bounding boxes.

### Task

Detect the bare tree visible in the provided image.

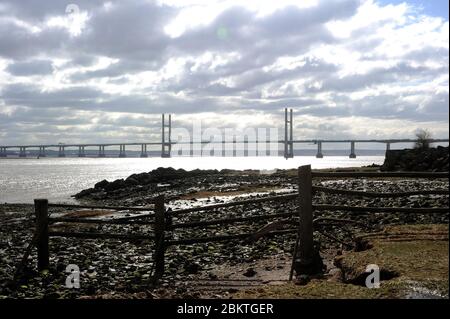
[414,129,432,149]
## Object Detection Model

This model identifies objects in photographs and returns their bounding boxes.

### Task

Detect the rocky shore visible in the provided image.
[72,167,295,207]
[0,166,448,299]
[381,146,449,172]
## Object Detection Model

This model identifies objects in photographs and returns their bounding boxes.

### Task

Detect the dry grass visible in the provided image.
[232,224,449,299]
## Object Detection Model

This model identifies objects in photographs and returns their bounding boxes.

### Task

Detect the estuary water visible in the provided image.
[0,156,384,204]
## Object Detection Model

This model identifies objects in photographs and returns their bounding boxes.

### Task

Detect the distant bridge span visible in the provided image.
[1,110,448,159]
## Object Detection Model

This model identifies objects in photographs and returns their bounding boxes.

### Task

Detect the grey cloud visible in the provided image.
[306,62,448,93]
[75,1,175,62]
[0,0,448,144]
[1,83,104,109]
[0,19,68,59]
[1,0,107,23]
[6,59,54,76]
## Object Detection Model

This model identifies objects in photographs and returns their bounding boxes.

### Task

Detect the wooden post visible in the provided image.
[295,165,317,275]
[34,199,49,271]
[153,195,166,280]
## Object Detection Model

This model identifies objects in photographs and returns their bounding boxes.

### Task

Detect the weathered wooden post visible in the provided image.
[153,195,166,280]
[295,165,321,275]
[34,199,49,271]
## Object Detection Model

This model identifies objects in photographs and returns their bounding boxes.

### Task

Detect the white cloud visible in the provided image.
[0,0,448,145]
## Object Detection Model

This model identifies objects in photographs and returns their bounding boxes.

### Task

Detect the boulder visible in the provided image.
[94,179,109,190]
[381,146,449,172]
[73,167,221,198]
[104,179,127,192]
[73,188,96,198]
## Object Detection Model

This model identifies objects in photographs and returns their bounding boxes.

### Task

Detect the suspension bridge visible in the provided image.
[0,109,448,159]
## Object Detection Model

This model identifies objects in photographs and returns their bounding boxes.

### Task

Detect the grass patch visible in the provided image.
[232,224,449,299]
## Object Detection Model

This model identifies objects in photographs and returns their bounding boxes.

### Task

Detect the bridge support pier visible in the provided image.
[316,141,323,158]
[58,146,65,157]
[19,147,27,157]
[349,141,356,158]
[98,145,106,157]
[0,147,6,157]
[38,146,47,157]
[386,142,390,151]
[78,146,85,157]
[119,144,126,158]
[140,144,148,158]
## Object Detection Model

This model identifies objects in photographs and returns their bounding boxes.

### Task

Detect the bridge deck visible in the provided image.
[1,139,448,148]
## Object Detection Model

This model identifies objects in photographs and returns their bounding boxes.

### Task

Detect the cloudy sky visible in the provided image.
[0,0,448,145]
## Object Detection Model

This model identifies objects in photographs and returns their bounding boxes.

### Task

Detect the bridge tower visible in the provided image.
[284,108,294,159]
[161,113,172,158]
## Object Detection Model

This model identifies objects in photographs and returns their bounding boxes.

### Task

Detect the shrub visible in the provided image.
[414,129,431,150]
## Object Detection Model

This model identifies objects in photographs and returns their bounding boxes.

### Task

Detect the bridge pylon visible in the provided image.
[161,113,172,158]
[284,108,294,159]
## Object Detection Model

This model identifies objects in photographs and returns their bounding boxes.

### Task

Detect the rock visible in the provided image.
[104,179,127,192]
[208,273,218,280]
[327,268,343,282]
[86,285,97,295]
[125,177,139,186]
[243,268,257,277]
[295,274,310,286]
[184,262,201,274]
[43,292,60,299]
[73,167,221,199]
[73,188,96,198]
[381,147,449,172]
[94,179,109,189]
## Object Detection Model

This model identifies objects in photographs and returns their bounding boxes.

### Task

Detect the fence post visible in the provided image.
[295,165,320,275]
[34,199,49,271]
[153,195,166,280]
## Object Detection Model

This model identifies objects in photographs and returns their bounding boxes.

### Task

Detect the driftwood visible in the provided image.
[250,220,296,241]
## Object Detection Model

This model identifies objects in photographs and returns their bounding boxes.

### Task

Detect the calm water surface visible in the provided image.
[0,156,384,203]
